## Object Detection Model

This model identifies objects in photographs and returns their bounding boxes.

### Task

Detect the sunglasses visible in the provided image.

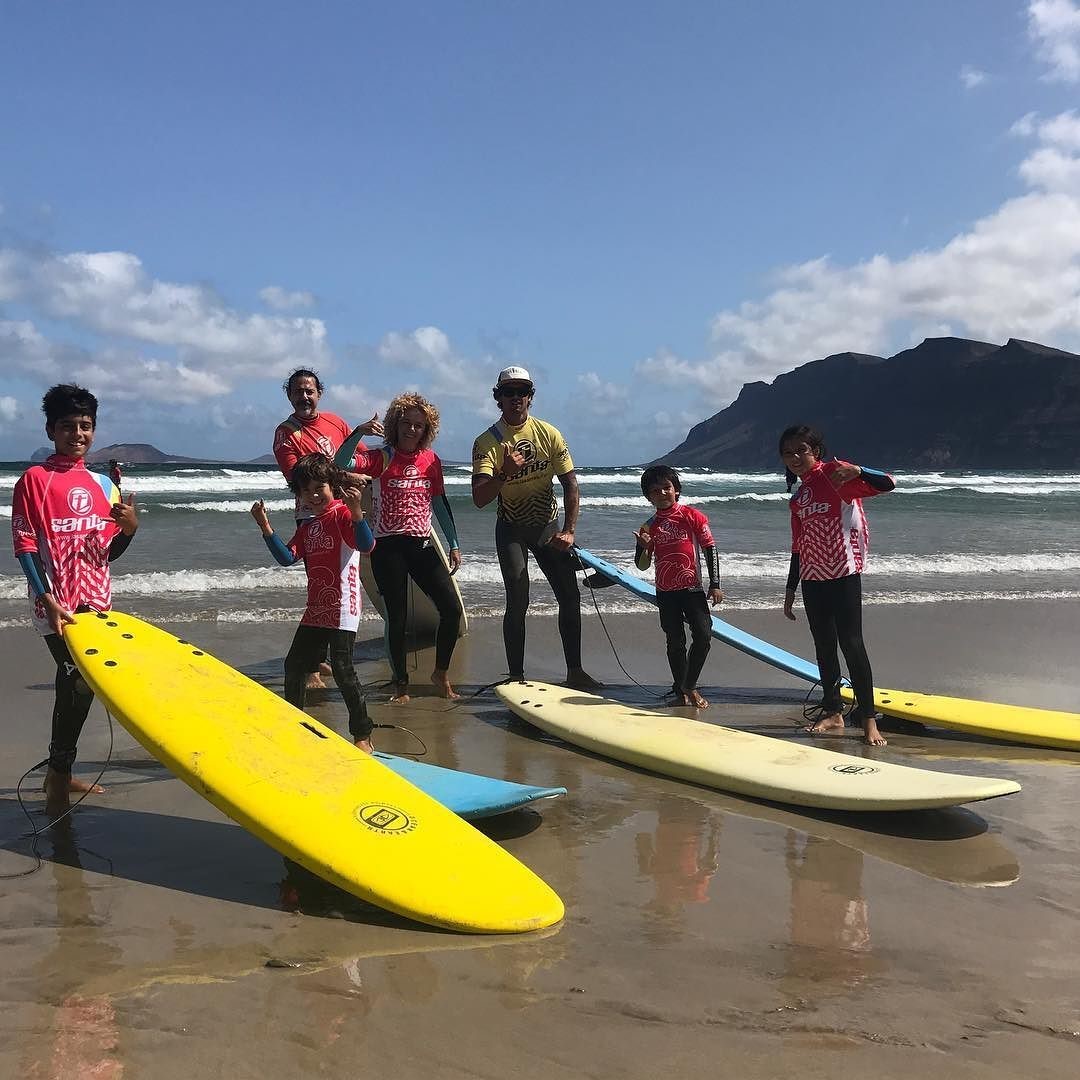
[781,445,814,459]
[497,386,533,399]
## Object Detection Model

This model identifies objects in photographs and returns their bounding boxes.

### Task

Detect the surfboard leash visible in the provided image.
[572,550,673,703]
[1,706,116,879]
[370,722,428,759]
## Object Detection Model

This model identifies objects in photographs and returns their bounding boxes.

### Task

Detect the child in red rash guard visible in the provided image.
[779,424,895,747]
[251,454,376,751]
[634,465,724,709]
[11,384,138,815]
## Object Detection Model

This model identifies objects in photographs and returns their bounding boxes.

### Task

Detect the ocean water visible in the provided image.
[1,461,1078,630]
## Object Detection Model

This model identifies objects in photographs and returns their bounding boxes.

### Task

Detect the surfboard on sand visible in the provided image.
[65,611,563,934]
[574,545,1080,752]
[375,754,566,819]
[335,434,468,644]
[496,681,1021,812]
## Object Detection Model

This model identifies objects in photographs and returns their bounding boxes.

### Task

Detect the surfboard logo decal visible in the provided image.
[356,803,417,834]
[829,764,879,776]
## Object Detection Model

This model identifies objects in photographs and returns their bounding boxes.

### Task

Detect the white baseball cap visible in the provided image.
[495,366,534,388]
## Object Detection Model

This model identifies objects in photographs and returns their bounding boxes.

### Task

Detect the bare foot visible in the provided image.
[389,683,410,705]
[354,737,374,754]
[44,771,105,817]
[305,672,327,691]
[431,670,460,700]
[68,775,105,795]
[860,714,888,747]
[806,712,846,736]
[563,668,604,691]
[684,690,709,709]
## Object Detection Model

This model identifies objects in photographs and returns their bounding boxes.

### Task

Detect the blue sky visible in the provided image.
[3,1,1080,464]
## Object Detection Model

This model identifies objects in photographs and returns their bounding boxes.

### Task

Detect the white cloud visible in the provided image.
[635,110,1080,408]
[0,396,19,425]
[576,371,629,417]
[1,249,329,378]
[376,326,500,416]
[1029,0,1080,82]
[326,383,387,425]
[0,249,332,408]
[260,285,316,311]
[960,65,988,89]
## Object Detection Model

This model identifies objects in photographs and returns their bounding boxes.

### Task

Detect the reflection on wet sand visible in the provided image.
[635,796,721,943]
[706,794,1020,888]
[20,819,124,1080]
[782,832,885,993]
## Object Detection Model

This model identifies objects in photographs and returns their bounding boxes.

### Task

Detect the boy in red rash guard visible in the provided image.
[634,465,724,709]
[250,454,376,751]
[11,384,138,815]
[779,424,895,747]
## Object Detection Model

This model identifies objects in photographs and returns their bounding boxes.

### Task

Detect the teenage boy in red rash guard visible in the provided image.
[272,367,382,689]
[779,424,895,747]
[250,454,377,751]
[634,465,724,709]
[11,384,139,815]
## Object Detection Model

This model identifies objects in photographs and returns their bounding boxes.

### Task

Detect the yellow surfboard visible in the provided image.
[840,686,1080,751]
[497,682,1020,812]
[65,611,562,934]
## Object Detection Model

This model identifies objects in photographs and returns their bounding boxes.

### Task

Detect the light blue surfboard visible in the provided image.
[375,753,567,819]
[574,545,823,684]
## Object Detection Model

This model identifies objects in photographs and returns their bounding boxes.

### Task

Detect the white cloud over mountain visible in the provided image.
[635,35,1080,412]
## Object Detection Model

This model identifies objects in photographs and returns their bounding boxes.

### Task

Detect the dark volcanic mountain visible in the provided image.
[654,337,1080,469]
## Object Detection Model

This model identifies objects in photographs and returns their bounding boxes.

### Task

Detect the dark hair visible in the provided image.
[287,453,343,497]
[283,368,325,395]
[640,464,681,497]
[778,424,826,492]
[42,384,98,430]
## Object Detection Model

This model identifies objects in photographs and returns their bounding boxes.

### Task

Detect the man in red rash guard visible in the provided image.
[11,384,138,815]
[272,368,382,687]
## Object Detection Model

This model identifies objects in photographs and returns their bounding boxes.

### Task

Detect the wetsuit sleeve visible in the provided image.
[703,546,721,591]
[433,495,459,550]
[353,518,375,554]
[108,532,134,562]
[634,540,651,570]
[17,552,49,597]
[833,460,895,500]
[263,531,299,566]
[334,428,367,470]
[858,466,895,492]
[786,553,801,591]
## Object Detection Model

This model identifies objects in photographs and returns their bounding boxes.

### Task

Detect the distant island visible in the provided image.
[654,337,1080,469]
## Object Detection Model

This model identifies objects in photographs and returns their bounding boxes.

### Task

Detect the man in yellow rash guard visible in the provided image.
[472,366,601,689]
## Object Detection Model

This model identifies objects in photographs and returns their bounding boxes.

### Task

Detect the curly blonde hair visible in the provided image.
[383,392,440,450]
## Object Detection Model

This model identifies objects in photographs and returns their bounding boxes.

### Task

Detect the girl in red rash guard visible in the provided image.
[780,424,895,747]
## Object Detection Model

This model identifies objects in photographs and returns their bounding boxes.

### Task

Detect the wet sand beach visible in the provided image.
[2,600,1079,1078]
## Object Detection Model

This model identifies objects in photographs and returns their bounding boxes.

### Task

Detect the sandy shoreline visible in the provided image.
[2,599,1079,1077]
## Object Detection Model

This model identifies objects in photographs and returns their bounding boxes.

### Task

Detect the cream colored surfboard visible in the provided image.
[496,682,1020,812]
[66,611,562,934]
